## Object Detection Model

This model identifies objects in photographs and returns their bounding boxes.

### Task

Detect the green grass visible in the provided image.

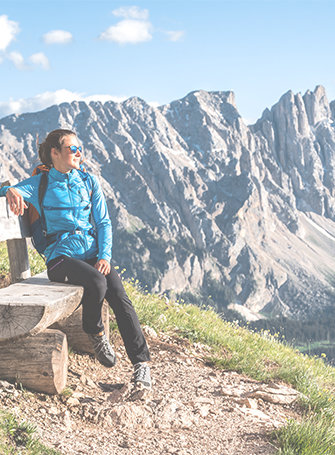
[275,414,335,455]
[0,410,60,455]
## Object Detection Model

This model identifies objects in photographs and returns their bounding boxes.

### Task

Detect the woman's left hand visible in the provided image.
[94,259,111,275]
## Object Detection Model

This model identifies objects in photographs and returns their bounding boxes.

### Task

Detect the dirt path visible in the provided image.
[0,329,301,455]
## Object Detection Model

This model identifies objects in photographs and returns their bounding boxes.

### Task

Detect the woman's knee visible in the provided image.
[88,270,107,300]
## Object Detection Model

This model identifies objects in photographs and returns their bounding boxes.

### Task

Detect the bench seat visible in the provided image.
[0,271,83,342]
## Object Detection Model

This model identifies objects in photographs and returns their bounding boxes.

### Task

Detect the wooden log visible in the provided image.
[0,271,83,342]
[0,329,68,394]
[50,301,110,354]
[7,238,31,283]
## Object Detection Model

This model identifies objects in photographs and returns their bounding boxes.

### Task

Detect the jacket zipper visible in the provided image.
[67,174,90,259]
[66,174,75,225]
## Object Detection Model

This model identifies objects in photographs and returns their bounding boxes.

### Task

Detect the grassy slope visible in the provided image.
[0,248,334,454]
[126,276,335,455]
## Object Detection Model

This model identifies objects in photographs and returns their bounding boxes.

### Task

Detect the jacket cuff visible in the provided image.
[0,186,11,197]
[98,254,112,263]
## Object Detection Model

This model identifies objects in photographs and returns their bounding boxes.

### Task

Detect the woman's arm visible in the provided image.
[0,176,40,216]
[90,174,113,263]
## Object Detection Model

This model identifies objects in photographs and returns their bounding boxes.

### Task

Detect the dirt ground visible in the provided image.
[0,328,302,455]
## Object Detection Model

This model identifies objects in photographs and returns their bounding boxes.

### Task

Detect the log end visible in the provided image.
[0,329,68,394]
[0,305,45,342]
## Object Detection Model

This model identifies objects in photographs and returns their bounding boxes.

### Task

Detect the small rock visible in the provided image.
[0,380,16,393]
[48,406,59,415]
[71,391,84,399]
[235,397,258,409]
[220,386,245,398]
[167,448,178,454]
[129,383,153,402]
[238,407,263,417]
[246,384,300,405]
[196,404,211,417]
[142,325,158,338]
[61,410,73,429]
[67,397,80,407]
[192,397,215,405]
[109,403,153,427]
[86,378,96,388]
[108,384,132,403]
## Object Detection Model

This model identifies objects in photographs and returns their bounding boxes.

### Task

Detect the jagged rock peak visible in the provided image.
[303,85,331,125]
[122,96,151,109]
[159,89,240,129]
[180,89,236,108]
[254,85,331,134]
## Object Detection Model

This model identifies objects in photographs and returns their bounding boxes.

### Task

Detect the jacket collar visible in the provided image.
[49,167,77,182]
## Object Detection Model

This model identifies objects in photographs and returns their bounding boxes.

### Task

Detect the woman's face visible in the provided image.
[52,134,82,172]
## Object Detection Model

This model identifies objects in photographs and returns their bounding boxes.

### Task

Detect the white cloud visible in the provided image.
[8,51,25,70]
[0,15,20,51]
[0,90,128,118]
[99,19,152,44]
[100,6,152,45]
[43,30,73,45]
[166,30,184,42]
[29,52,50,70]
[112,6,149,20]
[7,51,50,71]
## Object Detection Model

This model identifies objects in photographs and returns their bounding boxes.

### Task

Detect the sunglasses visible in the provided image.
[66,145,82,154]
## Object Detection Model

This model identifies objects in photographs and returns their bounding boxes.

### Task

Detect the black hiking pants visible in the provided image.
[47,255,150,365]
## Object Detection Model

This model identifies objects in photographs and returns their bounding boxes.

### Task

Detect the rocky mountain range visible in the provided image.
[1,85,335,321]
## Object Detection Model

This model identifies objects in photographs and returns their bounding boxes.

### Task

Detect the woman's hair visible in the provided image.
[38,129,76,166]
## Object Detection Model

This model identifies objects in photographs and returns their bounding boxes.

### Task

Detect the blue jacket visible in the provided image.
[0,167,112,263]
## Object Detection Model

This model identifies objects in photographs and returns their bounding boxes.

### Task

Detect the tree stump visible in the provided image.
[0,329,68,394]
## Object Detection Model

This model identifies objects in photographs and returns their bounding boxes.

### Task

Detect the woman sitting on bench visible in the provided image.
[1,128,152,390]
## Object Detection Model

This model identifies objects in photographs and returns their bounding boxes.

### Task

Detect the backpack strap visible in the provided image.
[38,172,48,235]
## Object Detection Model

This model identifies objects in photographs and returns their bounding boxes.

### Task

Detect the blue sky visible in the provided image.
[0,0,335,123]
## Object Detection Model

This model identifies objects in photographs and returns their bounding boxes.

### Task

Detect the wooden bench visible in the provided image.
[0,196,110,394]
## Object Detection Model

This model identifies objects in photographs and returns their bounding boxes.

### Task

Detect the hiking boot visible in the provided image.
[132,362,152,389]
[88,331,116,368]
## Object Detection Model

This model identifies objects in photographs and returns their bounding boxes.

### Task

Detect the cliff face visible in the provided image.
[1,85,335,320]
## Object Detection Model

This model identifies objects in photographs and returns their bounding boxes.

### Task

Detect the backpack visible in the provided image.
[28,164,93,257]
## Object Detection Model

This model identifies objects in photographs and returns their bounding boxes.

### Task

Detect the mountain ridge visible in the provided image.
[1,85,335,321]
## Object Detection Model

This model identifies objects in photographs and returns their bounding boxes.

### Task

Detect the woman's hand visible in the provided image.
[6,188,28,216]
[94,259,111,276]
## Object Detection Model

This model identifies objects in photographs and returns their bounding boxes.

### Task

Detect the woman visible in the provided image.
[1,129,151,389]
